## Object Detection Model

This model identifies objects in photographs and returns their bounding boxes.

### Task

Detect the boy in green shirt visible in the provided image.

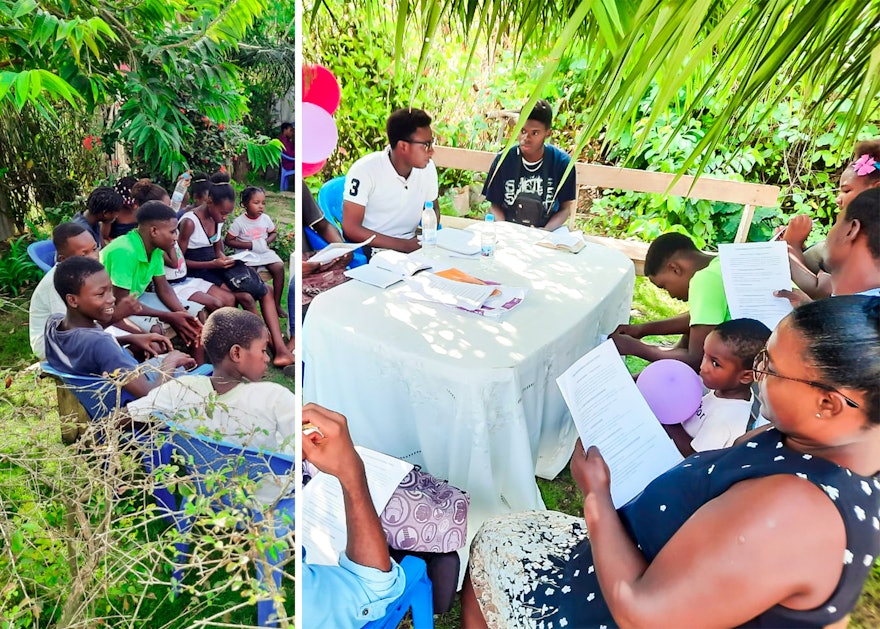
[101,201,202,347]
[610,232,730,370]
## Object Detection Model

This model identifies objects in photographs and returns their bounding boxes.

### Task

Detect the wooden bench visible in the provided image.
[432,146,781,275]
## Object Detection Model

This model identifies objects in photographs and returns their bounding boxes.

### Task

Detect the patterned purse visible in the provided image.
[380,467,469,553]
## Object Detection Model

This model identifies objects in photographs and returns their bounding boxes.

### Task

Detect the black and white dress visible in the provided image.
[470,428,880,628]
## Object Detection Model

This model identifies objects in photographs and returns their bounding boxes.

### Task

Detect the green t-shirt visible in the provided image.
[688,256,730,326]
[100,230,164,298]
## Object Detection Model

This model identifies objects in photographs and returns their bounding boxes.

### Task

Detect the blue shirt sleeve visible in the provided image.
[302,552,406,628]
[88,332,140,376]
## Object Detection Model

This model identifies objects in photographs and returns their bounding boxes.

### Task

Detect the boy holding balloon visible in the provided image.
[662,318,771,456]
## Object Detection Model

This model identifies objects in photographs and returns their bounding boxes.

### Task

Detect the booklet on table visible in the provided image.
[344,250,433,288]
[536,226,586,253]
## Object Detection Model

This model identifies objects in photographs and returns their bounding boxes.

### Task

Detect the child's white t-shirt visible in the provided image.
[229,213,275,243]
[128,375,295,503]
[682,390,752,452]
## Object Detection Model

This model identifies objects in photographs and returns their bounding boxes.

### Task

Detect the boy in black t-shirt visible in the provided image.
[481,99,577,230]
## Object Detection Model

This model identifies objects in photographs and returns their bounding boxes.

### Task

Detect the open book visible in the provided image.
[344,250,433,288]
[302,447,413,566]
[536,226,586,253]
[557,339,683,507]
[309,236,375,265]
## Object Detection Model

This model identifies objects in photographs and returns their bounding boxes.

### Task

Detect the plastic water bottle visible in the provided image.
[481,213,496,258]
[170,172,191,212]
[422,201,437,247]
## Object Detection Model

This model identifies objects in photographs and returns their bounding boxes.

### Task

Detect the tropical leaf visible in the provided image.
[317,0,880,181]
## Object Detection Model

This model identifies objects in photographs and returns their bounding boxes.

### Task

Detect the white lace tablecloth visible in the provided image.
[303,222,635,548]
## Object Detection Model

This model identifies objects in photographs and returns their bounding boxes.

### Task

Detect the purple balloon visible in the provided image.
[636,359,703,425]
[301,102,338,164]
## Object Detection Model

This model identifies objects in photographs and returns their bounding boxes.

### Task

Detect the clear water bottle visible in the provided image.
[481,213,496,258]
[422,201,437,247]
[170,172,191,212]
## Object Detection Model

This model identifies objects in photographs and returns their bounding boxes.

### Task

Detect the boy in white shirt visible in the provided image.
[128,307,294,503]
[342,108,439,255]
[665,318,771,456]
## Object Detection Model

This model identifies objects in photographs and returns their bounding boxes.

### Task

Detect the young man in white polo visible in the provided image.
[342,108,440,255]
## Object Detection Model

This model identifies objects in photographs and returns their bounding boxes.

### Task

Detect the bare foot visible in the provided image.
[273,350,295,368]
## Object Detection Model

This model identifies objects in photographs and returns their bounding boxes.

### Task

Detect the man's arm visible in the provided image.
[342,201,419,254]
[313,217,344,245]
[489,203,507,222]
[302,404,392,572]
[614,313,691,338]
[611,322,712,370]
[543,200,575,231]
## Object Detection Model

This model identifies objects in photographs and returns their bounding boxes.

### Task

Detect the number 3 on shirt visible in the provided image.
[349,179,360,196]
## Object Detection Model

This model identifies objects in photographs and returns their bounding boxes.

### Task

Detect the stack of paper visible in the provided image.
[401,268,526,319]
[557,340,683,507]
[302,447,414,566]
[344,250,433,288]
[402,272,496,310]
[719,242,793,330]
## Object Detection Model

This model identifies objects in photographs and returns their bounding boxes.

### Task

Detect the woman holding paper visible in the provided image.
[462,295,880,629]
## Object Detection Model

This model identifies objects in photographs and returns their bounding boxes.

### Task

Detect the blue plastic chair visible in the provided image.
[364,555,434,629]
[163,422,295,627]
[304,225,328,252]
[316,177,368,268]
[40,362,138,423]
[279,154,295,192]
[27,239,56,274]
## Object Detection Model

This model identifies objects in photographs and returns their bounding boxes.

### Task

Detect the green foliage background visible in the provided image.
[308,3,880,248]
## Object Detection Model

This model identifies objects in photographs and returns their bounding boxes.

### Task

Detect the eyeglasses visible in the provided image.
[404,138,434,151]
[752,348,860,409]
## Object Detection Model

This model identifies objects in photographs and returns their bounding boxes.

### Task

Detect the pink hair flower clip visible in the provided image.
[852,154,878,176]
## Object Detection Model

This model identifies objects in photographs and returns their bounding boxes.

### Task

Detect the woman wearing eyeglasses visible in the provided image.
[462,295,879,629]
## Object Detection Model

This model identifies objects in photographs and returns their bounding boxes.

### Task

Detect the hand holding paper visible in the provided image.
[557,339,683,507]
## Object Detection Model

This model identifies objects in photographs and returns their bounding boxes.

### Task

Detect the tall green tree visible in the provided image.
[0,0,284,231]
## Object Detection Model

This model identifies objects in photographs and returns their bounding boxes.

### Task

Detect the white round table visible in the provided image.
[303,221,635,551]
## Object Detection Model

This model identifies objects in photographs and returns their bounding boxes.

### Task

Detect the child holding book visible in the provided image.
[664,318,771,456]
[224,186,287,317]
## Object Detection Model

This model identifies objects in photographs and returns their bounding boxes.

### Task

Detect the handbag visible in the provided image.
[223,261,268,299]
[380,467,469,553]
[509,192,552,228]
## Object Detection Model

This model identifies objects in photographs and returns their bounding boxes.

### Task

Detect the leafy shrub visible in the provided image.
[0,236,43,296]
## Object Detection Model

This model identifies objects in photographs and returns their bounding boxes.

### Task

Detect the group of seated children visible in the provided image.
[30,173,295,413]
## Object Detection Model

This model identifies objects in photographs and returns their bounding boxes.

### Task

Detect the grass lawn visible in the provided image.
[1,260,877,626]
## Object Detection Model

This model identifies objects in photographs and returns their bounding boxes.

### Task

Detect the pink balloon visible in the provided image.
[301,102,338,163]
[300,159,327,178]
[636,359,703,425]
[303,64,341,115]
